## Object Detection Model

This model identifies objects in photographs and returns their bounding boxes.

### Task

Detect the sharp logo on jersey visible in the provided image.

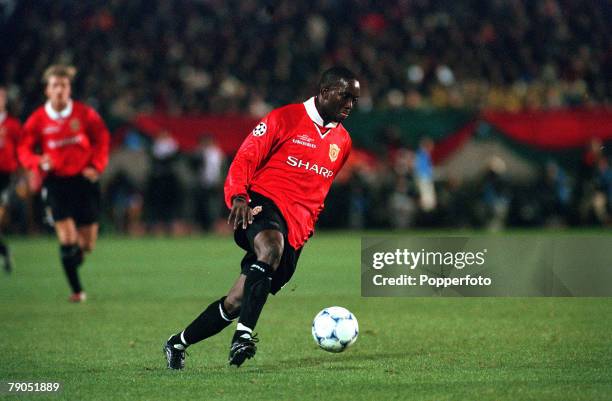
[286,156,333,178]
[47,135,83,149]
[329,144,340,162]
[70,119,81,132]
[252,122,267,137]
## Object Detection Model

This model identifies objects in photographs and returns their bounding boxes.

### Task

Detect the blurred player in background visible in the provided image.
[0,85,21,273]
[165,67,360,368]
[18,65,110,302]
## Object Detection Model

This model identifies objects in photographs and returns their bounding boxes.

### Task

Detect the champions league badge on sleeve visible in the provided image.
[252,122,267,137]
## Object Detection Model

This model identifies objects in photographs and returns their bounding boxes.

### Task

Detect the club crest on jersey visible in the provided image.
[252,122,267,137]
[70,119,81,132]
[329,144,340,162]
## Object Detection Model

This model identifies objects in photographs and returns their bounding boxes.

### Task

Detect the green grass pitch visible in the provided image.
[1,232,611,400]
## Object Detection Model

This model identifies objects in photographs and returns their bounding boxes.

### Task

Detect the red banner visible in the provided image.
[125,108,612,162]
[133,114,259,154]
[483,108,612,149]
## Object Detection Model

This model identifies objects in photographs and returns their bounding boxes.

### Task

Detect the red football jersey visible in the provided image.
[19,101,110,176]
[0,113,21,173]
[225,97,352,249]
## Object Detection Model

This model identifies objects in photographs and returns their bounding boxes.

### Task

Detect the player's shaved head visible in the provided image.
[318,67,357,91]
[316,67,360,124]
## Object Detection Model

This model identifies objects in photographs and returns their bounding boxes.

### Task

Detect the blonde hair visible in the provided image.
[42,65,77,84]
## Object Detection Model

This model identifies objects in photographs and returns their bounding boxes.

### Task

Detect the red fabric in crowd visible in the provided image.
[133,114,259,154]
[483,108,612,149]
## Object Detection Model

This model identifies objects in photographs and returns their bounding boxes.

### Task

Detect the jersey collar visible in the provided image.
[45,100,73,120]
[304,97,338,129]
[0,112,6,124]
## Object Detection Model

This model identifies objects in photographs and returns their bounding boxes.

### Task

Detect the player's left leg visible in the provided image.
[55,218,86,302]
[164,275,244,369]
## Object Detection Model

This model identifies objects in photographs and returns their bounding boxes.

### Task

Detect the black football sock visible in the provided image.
[60,244,84,293]
[232,261,273,343]
[0,240,8,257]
[0,240,10,273]
[178,296,239,347]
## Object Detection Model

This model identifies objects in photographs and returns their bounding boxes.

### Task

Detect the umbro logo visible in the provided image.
[43,126,60,135]
[292,134,317,149]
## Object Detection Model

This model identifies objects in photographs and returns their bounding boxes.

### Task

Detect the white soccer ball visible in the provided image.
[311,306,359,353]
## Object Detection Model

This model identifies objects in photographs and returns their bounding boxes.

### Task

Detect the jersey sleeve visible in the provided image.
[85,107,110,173]
[9,119,22,145]
[17,115,42,172]
[8,119,22,162]
[338,135,352,172]
[224,111,282,208]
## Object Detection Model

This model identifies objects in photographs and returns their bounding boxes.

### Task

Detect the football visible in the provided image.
[311,306,359,353]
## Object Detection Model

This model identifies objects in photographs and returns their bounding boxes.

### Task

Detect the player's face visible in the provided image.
[45,76,71,109]
[320,79,360,122]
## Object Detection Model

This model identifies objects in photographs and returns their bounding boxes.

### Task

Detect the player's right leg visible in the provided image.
[164,275,244,370]
[55,218,86,302]
[0,204,13,274]
[77,223,99,254]
[229,229,283,367]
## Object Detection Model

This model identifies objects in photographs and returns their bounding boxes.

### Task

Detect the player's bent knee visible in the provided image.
[254,239,283,269]
[224,295,242,315]
[254,230,284,268]
[261,243,283,268]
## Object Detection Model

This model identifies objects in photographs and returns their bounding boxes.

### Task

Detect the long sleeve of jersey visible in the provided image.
[18,119,41,172]
[224,112,282,208]
[86,108,110,173]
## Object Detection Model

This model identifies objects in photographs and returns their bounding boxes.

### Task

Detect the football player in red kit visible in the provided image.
[165,67,360,368]
[0,85,21,273]
[18,65,110,302]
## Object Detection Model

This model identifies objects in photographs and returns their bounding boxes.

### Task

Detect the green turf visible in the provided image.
[1,233,611,401]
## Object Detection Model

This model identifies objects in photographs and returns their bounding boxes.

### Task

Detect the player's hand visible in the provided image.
[228,197,253,230]
[82,167,100,182]
[39,154,53,172]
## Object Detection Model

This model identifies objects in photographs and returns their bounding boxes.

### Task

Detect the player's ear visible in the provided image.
[320,87,330,100]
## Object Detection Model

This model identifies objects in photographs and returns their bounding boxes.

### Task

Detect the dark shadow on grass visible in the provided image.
[178,350,417,375]
[145,349,422,377]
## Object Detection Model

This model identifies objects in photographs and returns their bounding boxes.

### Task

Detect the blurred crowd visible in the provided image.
[100,133,612,234]
[1,0,611,235]
[1,0,610,123]
[4,128,612,235]
[319,136,612,231]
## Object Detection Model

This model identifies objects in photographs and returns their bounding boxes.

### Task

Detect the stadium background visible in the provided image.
[1,0,611,235]
[1,1,611,400]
